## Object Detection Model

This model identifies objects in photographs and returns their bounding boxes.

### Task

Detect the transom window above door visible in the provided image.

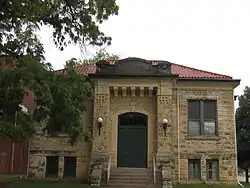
[118,112,147,126]
[188,100,217,136]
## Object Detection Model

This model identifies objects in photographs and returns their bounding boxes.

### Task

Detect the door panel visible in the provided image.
[117,125,147,168]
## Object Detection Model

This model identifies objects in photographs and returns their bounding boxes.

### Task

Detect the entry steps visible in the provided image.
[102,168,161,188]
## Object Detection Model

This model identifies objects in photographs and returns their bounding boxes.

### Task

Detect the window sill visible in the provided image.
[185,136,220,141]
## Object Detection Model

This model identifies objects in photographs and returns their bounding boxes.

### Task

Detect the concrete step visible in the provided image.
[109,174,154,179]
[102,183,160,188]
[108,178,157,184]
[102,168,162,188]
[108,176,161,182]
[109,169,161,179]
[110,168,157,175]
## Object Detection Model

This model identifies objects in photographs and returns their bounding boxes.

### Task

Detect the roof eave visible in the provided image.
[88,73,180,79]
[177,78,241,88]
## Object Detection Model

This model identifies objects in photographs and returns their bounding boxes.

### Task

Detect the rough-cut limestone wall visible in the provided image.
[176,87,237,184]
[109,96,156,168]
[155,80,177,186]
[28,101,93,180]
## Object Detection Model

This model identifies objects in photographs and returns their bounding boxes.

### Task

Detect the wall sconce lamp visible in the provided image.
[97,117,103,136]
[162,118,169,136]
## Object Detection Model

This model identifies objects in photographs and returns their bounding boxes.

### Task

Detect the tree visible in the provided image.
[0,0,119,53]
[0,0,119,144]
[34,58,93,144]
[87,48,119,62]
[236,86,250,183]
[0,56,93,144]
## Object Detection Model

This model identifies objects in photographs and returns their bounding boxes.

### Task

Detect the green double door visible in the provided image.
[117,112,148,168]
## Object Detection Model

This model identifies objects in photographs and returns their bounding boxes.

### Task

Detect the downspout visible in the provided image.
[177,88,180,183]
[233,95,244,187]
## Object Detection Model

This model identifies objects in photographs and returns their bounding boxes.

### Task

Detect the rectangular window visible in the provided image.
[64,156,77,178]
[188,100,217,136]
[188,159,201,180]
[206,160,219,180]
[46,156,59,177]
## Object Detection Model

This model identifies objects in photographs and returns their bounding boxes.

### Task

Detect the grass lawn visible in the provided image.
[3,182,250,188]
[1,178,250,188]
[175,183,250,188]
[0,173,24,181]
[2,180,91,188]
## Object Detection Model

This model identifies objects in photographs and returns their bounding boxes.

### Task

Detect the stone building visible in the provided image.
[27,58,240,186]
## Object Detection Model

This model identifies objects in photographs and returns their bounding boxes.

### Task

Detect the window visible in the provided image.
[188,159,201,180]
[46,156,59,177]
[64,157,77,178]
[188,100,217,136]
[206,160,219,180]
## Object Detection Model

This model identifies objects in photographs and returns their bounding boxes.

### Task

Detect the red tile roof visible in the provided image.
[170,62,232,79]
[58,60,232,79]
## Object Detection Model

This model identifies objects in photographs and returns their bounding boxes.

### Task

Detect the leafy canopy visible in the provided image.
[0,56,93,144]
[0,0,119,52]
[236,86,250,170]
[87,48,119,62]
[0,0,119,144]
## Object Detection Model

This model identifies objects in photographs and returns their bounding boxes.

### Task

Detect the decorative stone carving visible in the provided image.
[95,94,109,111]
[129,98,136,112]
[158,95,172,109]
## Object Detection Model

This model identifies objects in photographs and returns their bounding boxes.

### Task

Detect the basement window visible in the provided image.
[188,159,201,180]
[46,156,59,177]
[206,159,219,181]
[64,156,77,178]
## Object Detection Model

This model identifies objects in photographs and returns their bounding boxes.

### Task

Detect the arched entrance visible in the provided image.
[117,112,148,168]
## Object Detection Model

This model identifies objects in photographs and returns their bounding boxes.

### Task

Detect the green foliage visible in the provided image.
[236,86,250,170]
[38,58,93,144]
[0,0,119,52]
[87,48,120,62]
[0,0,119,143]
[0,56,93,144]
[4,180,91,188]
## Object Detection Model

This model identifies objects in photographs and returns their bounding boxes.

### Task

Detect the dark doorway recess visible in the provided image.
[117,112,148,168]
[46,156,59,177]
[64,156,77,178]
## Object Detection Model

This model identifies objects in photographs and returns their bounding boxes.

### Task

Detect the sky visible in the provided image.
[39,0,250,107]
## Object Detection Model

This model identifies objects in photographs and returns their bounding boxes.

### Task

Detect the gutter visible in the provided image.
[177,88,181,182]
[177,78,241,83]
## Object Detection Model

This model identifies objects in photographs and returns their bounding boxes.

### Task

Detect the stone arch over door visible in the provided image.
[110,108,156,168]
